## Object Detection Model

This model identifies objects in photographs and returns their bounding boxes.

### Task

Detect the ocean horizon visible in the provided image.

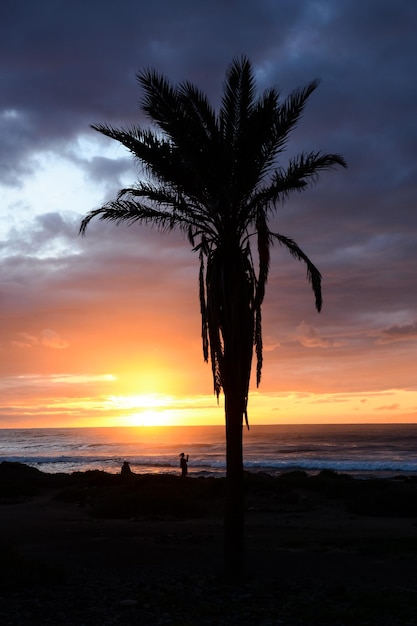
[2,423,417,479]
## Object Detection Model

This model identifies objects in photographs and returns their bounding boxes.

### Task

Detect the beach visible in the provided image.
[1,463,417,625]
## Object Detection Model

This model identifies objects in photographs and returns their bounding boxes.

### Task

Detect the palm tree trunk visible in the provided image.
[224,393,245,576]
[216,244,251,577]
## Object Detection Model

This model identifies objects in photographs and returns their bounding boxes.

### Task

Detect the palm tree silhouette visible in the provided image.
[80,56,346,575]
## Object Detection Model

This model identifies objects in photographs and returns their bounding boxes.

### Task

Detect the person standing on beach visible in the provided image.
[179,452,189,477]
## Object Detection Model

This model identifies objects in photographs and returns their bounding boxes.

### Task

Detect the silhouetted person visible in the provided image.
[179,452,189,477]
[121,461,132,476]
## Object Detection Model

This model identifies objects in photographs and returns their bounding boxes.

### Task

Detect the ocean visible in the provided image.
[2,424,417,479]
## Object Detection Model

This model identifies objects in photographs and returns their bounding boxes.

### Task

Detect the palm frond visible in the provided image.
[272,80,321,151]
[254,306,263,387]
[255,211,271,306]
[243,88,281,177]
[283,151,347,188]
[220,55,256,145]
[79,200,182,235]
[137,69,183,137]
[139,69,218,171]
[270,232,322,311]
[244,150,347,223]
[91,123,164,161]
[178,81,219,140]
[199,252,209,363]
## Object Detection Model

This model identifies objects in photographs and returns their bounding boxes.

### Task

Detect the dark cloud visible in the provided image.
[82,155,134,186]
[375,322,417,345]
[1,0,307,180]
[2,0,415,182]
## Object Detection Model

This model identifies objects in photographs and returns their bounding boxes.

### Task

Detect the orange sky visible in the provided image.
[1,213,417,428]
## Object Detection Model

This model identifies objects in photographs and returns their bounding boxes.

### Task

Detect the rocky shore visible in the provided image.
[1,461,417,624]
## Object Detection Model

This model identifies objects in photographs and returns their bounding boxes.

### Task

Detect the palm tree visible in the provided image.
[80,56,346,575]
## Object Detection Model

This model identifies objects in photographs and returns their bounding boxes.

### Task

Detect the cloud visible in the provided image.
[10,333,38,349]
[375,403,400,412]
[41,329,69,349]
[263,336,281,352]
[294,321,345,348]
[374,322,417,345]
[10,329,69,350]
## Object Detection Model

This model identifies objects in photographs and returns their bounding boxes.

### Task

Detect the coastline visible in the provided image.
[3,423,417,479]
[1,462,417,624]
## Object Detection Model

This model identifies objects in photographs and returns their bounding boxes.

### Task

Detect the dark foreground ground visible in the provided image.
[1,462,417,625]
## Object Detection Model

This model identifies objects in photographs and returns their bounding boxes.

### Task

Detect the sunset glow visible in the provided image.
[106,393,176,427]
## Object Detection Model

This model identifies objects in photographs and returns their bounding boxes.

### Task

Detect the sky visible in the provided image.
[1,0,417,428]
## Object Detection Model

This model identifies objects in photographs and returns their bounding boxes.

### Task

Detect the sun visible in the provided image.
[126,409,172,427]
[107,392,176,426]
